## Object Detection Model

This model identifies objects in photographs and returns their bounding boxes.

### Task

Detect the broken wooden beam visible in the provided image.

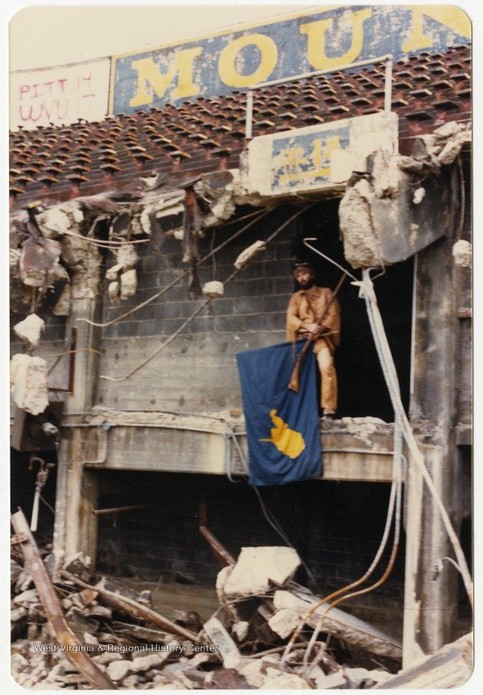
[91,503,155,516]
[62,571,198,642]
[11,509,116,690]
[199,501,236,567]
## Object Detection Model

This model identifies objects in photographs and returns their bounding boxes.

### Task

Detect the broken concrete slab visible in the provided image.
[220,547,301,599]
[374,632,473,689]
[272,590,402,661]
[203,616,239,666]
[120,268,137,300]
[19,235,62,288]
[10,354,49,415]
[340,122,469,268]
[314,670,347,688]
[13,314,45,348]
[237,655,284,688]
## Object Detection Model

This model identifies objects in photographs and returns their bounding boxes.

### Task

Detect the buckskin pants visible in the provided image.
[315,341,337,413]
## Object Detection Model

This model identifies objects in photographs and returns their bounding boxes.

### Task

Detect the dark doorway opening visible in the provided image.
[291,200,413,421]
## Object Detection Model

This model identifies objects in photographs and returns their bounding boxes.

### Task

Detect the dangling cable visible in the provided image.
[283,312,406,669]
[99,206,311,381]
[78,208,272,328]
[228,426,318,586]
[361,269,473,606]
[283,436,403,669]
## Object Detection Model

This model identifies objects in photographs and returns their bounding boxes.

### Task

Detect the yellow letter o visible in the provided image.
[218,34,278,87]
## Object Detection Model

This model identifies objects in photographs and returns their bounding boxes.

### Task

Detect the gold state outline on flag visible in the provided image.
[259,409,306,459]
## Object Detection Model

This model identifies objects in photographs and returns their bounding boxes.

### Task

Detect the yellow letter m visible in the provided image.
[129,48,202,108]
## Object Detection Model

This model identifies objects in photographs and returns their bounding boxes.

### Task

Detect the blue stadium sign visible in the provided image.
[110,5,470,114]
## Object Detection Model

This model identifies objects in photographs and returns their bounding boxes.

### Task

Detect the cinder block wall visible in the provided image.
[97,217,293,412]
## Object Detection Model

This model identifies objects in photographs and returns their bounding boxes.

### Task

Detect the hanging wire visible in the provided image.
[227,426,318,588]
[302,238,358,281]
[360,269,473,606]
[302,441,403,678]
[78,208,272,328]
[303,445,404,677]
[210,228,217,280]
[99,205,311,381]
[47,333,76,375]
[49,223,151,249]
[282,424,404,669]
[100,300,210,382]
[282,269,473,669]
[39,493,56,515]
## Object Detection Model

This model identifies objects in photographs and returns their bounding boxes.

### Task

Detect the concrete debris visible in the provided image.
[271,589,402,661]
[36,203,84,239]
[10,198,113,315]
[412,186,426,204]
[17,539,467,690]
[140,191,185,236]
[260,673,311,689]
[106,244,139,304]
[106,243,139,279]
[202,280,224,298]
[339,176,384,269]
[340,122,469,268]
[452,239,472,269]
[338,416,388,446]
[10,354,49,415]
[108,280,120,304]
[193,170,238,227]
[120,268,138,300]
[220,546,301,599]
[13,314,45,348]
[9,162,278,320]
[412,121,471,168]
[234,240,266,270]
[19,235,62,288]
[237,655,284,688]
[203,617,240,666]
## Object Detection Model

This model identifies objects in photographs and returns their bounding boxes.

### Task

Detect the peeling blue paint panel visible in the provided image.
[111,5,471,115]
[271,127,350,193]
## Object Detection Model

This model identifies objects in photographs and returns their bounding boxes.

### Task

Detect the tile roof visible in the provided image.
[9,45,471,207]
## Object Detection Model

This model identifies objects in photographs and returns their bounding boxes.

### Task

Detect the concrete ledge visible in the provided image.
[65,410,397,483]
[322,418,396,482]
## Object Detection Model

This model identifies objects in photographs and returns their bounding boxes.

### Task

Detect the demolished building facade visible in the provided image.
[10,5,472,674]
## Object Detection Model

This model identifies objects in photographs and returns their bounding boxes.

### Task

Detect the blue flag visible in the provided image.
[236,341,322,486]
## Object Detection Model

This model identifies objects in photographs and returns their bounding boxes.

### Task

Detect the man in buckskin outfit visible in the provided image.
[286,262,341,419]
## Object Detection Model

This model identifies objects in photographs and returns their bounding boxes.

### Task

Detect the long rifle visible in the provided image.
[288,273,346,392]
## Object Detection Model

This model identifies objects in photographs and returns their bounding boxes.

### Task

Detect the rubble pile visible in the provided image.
[11,535,406,690]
